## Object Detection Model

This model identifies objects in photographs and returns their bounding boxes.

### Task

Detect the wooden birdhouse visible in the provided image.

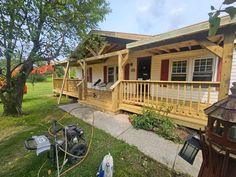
[199,82,236,177]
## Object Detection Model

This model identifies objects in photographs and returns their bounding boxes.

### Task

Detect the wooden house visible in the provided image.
[53,16,236,129]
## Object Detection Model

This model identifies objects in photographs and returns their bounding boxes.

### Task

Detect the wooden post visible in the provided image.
[58,61,69,104]
[112,84,120,112]
[118,54,124,81]
[52,66,56,93]
[118,52,129,81]
[84,61,88,99]
[218,32,235,100]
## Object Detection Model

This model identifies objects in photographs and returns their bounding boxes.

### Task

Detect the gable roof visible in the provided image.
[90,30,151,41]
[127,16,236,50]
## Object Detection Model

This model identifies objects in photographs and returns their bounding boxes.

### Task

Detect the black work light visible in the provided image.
[178,134,201,165]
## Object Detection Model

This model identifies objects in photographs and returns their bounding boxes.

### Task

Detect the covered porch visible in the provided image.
[53,77,113,111]
[53,16,236,129]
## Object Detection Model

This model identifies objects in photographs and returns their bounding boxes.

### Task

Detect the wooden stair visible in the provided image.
[79,97,113,112]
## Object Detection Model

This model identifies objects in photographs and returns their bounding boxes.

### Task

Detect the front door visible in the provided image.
[137,56,151,80]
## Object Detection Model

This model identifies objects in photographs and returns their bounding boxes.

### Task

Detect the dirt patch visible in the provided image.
[175,126,197,142]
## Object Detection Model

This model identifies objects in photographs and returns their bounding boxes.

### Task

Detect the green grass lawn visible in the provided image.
[0,79,189,177]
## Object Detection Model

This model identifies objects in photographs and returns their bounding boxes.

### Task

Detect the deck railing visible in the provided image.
[119,80,220,119]
[53,78,82,97]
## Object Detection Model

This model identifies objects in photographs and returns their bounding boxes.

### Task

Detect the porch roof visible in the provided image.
[127,16,236,51]
[52,59,78,67]
[90,30,151,41]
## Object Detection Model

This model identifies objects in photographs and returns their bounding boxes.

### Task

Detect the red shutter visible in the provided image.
[89,67,92,82]
[217,58,222,81]
[103,66,107,83]
[124,64,130,80]
[161,59,169,81]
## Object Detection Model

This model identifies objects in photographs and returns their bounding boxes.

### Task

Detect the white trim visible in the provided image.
[165,55,217,82]
[192,57,217,81]
[187,59,193,81]
[169,59,188,81]
[213,57,219,82]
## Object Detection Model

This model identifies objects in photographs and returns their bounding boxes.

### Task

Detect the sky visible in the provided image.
[99,0,224,35]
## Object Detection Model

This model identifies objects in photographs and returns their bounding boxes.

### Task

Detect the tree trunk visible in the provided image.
[2,60,33,116]
[3,79,25,115]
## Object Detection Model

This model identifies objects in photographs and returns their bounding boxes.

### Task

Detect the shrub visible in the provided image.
[28,73,47,83]
[130,106,182,143]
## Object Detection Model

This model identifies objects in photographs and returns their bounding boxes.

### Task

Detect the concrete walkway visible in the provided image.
[59,103,202,177]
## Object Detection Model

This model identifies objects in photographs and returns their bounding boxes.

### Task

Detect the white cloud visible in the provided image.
[99,0,223,35]
[135,0,188,33]
[170,6,185,15]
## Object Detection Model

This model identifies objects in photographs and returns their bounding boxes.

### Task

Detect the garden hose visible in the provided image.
[45,106,95,177]
[37,160,47,177]
[59,126,68,174]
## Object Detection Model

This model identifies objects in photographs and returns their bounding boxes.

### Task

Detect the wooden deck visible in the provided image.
[53,78,113,111]
[53,78,221,129]
[115,80,220,129]
[53,78,81,98]
[80,89,113,112]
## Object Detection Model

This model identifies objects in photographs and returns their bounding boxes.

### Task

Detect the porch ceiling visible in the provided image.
[137,35,225,57]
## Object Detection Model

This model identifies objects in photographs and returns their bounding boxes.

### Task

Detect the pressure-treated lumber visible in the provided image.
[198,39,223,58]
[121,53,129,66]
[86,46,97,56]
[83,61,88,99]
[118,54,124,80]
[90,30,150,41]
[144,40,198,54]
[82,49,128,62]
[58,61,69,104]
[218,32,235,99]
[127,16,236,49]
[153,49,213,60]
[78,60,85,70]
[98,42,108,55]
[119,103,206,130]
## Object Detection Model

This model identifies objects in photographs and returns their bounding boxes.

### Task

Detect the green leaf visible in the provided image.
[211,5,215,10]
[223,0,236,5]
[225,6,236,19]
[209,16,221,36]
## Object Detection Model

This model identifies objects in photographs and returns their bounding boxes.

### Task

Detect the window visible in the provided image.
[108,67,115,83]
[171,60,187,81]
[193,58,213,81]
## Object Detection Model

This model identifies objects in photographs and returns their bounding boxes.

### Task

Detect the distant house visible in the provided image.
[53,16,236,129]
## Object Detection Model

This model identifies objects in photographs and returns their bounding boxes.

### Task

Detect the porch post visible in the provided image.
[118,50,129,81]
[218,31,235,100]
[52,65,56,93]
[84,61,88,99]
[118,54,124,80]
[112,83,120,112]
[58,61,70,104]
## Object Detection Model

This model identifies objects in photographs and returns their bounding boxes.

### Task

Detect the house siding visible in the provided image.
[127,52,219,104]
[229,44,236,91]
[73,51,223,103]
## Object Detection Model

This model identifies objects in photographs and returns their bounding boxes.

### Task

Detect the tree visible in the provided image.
[209,0,236,36]
[0,0,110,115]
